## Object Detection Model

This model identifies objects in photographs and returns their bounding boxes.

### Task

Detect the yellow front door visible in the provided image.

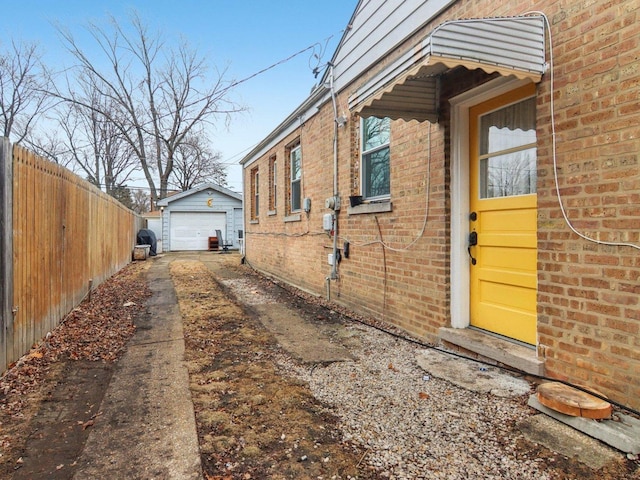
[469,83,538,345]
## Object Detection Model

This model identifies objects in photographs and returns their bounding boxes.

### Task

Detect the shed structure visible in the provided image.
[157,183,243,252]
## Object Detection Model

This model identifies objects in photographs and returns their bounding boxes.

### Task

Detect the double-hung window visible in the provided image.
[289,144,302,212]
[250,167,259,219]
[269,156,277,211]
[361,116,390,199]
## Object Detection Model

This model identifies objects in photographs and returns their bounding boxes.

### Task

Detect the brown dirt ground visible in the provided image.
[0,261,151,479]
[0,254,638,480]
[172,256,639,480]
[171,258,378,480]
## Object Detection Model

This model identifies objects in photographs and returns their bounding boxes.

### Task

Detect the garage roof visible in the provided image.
[156,183,242,207]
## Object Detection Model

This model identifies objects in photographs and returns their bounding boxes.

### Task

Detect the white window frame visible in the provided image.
[361,116,391,200]
[289,144,302,212]
[251,168,259,219]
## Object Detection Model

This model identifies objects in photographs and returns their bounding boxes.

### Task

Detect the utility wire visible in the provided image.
[223,34,335,94]
[35,29,343,181]
[526,11,640,251]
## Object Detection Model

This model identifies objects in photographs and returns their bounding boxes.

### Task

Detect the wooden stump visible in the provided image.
[537,382,612,419]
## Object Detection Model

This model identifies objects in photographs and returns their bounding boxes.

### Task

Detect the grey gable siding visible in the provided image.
[331,0,456,93]
[240,0,456,168]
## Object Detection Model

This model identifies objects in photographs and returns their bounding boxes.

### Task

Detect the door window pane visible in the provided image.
[480,147,537,198]
[479,97,537,199]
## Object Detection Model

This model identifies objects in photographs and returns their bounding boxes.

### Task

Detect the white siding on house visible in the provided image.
[146,217,163,253]
[331,0,456,93]
[233,207,243,243]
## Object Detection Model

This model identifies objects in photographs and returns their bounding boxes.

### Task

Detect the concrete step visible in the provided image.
[439,327,545,376]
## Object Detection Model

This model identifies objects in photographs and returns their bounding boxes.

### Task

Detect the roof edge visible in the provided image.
[157,182,242,206]
[239,82,330,167]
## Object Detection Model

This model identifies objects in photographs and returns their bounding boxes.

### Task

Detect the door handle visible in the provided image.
[468,231,477,265]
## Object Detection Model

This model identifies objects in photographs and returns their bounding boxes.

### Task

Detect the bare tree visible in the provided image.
[0,40,53,143]
[130,189,151,214]
[23,128,76,168]
[53,95,138,194]
[54,12,242,207]
[169,134,227,191]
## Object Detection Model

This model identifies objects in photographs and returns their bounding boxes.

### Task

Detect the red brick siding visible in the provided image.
[534,0,640,411]
[243,0,640,411]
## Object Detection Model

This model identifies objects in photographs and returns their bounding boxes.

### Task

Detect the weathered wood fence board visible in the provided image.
[0,139,144,371]
[0,138,12,371]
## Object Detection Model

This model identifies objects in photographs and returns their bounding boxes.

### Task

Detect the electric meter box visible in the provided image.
[323,213,333,231]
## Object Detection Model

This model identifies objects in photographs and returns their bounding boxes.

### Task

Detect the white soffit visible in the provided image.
[349,15,547,122]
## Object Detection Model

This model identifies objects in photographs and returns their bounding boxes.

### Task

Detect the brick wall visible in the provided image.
[534,0,640,409]
[244,102,451,339]
[243,0,640,411]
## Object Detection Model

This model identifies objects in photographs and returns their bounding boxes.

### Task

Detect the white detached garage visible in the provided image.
[157,183,243,252]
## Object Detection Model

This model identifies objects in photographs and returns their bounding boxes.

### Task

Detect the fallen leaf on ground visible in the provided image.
[82,420,94,430]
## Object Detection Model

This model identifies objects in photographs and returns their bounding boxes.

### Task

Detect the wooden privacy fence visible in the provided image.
[0,138,144,372]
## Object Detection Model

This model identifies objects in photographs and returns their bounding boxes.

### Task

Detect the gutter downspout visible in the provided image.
[329,64,339,282]
[241,200,246,257]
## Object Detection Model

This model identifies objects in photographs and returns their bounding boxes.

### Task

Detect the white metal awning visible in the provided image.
[348,15,547,122]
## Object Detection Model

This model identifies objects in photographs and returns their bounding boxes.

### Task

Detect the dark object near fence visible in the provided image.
[136,229,157,256]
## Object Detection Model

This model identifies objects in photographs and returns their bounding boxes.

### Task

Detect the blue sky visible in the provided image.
[3,0,358,192]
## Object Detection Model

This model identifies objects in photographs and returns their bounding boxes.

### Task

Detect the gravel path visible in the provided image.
[215,257,635,479]
[275,323,546,479]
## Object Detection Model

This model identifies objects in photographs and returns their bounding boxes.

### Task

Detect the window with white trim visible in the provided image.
[289,144,302,212]
[269,155,277,211]
[361,116,390,199]
[250,167,259,219]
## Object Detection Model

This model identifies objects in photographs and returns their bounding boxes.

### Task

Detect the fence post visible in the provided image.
[0,137,12,372]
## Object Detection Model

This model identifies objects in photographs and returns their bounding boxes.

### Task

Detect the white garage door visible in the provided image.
[170,212,226,251]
